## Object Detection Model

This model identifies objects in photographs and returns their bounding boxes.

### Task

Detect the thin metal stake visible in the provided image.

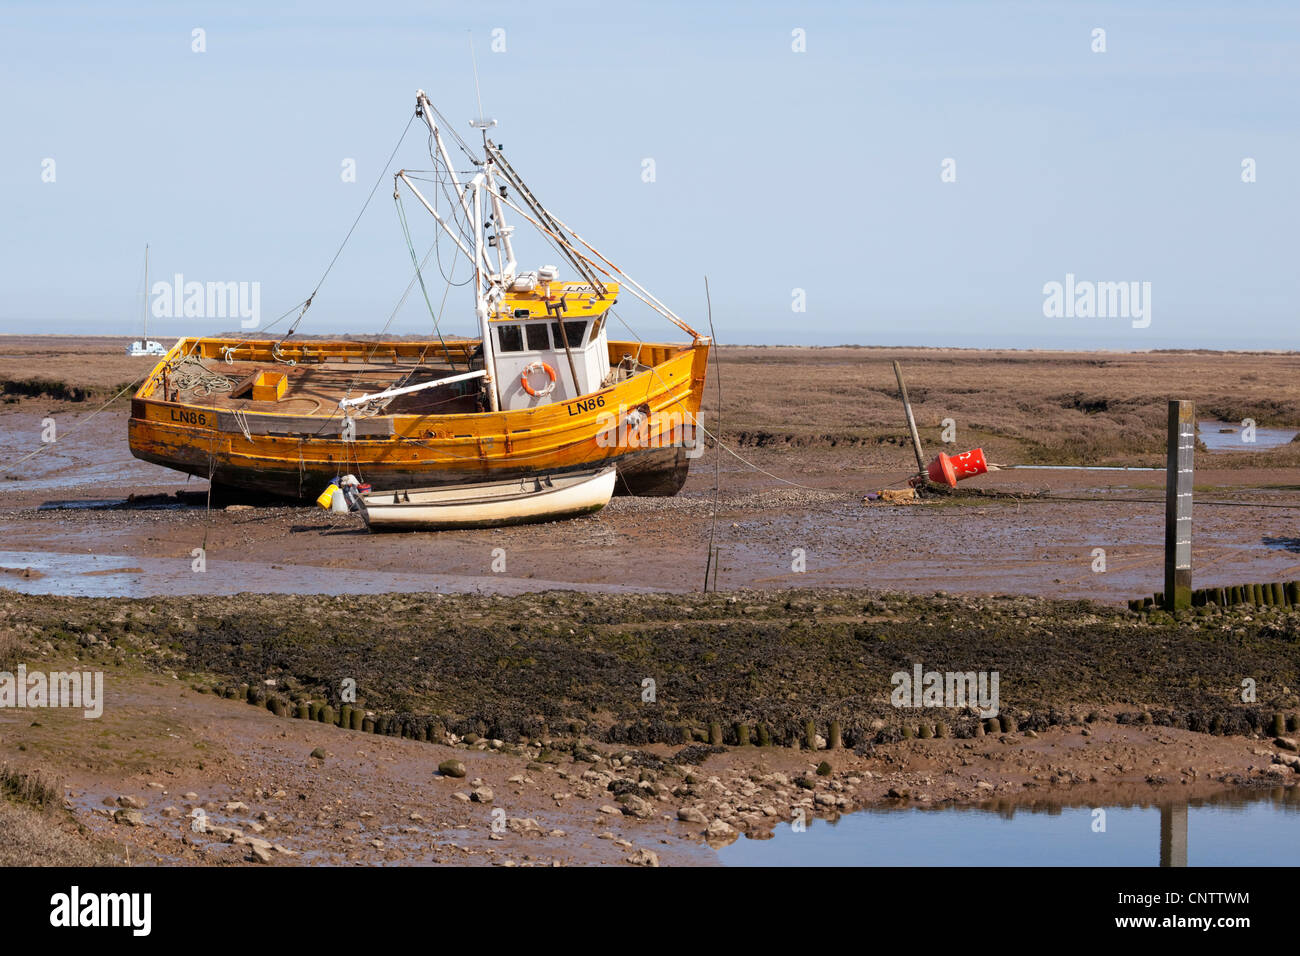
[893,360,927,477]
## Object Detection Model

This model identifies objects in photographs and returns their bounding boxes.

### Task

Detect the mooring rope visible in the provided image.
[8,374,148,470]
[231,408,253,443]
[960,491,1300,511]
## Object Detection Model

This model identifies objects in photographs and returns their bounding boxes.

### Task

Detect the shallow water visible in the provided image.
[1200,420,1298,452]
[0,549,660,598]
[720,788,1300,866]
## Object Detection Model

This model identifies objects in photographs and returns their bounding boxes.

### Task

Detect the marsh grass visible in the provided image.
[0,764,64,809]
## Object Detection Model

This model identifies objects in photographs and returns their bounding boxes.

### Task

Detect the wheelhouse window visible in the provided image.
[525,322,550,351]
[497,324,523,352]
[551,320,587,349]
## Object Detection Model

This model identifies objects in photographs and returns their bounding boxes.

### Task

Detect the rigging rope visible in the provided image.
[396,192,455,368]
[258,113,417,348]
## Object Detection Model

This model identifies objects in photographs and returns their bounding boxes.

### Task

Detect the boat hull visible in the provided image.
[359,468,616,531]
[128,337,709,500]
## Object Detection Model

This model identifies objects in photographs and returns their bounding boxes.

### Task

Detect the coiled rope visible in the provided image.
[170,356,234,397]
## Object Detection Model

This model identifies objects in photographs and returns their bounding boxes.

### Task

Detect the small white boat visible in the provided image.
[357,467,616,531]
[126,339,167,357]
[126,245,167,356]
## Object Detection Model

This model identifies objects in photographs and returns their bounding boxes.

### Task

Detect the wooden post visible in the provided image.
[1164,401,1194,611]
[1159,804,1188,868]
[892,360,927,476]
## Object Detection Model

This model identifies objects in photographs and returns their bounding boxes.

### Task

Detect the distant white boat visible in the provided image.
[126,340,167,356]
[126,243,167,357]
[357,467,616,531]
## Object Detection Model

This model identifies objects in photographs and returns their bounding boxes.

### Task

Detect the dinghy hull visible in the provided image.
[359,467,617,531]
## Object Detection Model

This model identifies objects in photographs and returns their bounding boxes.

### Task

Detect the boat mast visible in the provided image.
[142,243,149,342]
[405,91,516,411]
[482,159,515,280]
[414,91,478,248]
[471,175,500,412]
[465,40,516,283]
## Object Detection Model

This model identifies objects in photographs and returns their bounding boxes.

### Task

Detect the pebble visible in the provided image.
[620,795,655,819]
[626,848,660,868]
[704,819,738,846]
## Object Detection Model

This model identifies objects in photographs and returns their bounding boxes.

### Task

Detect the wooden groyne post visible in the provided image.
[1163,401,1195,611]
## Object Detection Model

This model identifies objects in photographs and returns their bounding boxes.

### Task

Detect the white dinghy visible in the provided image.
[357,467,616,532]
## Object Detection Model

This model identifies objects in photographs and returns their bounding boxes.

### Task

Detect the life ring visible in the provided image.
[521,361,557,397]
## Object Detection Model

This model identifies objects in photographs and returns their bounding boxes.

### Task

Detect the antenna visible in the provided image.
[142,243,149,342]
[468,32,496,130]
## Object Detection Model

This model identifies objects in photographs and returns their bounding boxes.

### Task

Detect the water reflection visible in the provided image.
[1160,804,1187,868]
[720,787,1300,867]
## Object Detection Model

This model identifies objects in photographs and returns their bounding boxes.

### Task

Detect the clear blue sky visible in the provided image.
[2,1,1297,349]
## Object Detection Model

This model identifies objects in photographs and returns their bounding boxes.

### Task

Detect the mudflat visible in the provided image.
[2,337,1298,601]
[1,337,1298,865]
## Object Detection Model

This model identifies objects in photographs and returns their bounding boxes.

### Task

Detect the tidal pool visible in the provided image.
[1199,420,1298,452]
[720,788,1300,866]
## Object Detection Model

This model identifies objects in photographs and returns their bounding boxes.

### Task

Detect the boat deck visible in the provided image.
[172,358,483,416]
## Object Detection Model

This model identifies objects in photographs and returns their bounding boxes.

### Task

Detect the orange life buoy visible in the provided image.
[521,361,557,397]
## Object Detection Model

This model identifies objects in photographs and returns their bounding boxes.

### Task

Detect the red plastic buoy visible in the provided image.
[926,448,989,487]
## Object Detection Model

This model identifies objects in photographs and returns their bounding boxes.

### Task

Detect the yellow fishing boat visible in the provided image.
[128,91,710,500]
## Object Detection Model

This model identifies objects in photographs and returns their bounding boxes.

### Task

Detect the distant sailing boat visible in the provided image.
[126,244,166,357]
